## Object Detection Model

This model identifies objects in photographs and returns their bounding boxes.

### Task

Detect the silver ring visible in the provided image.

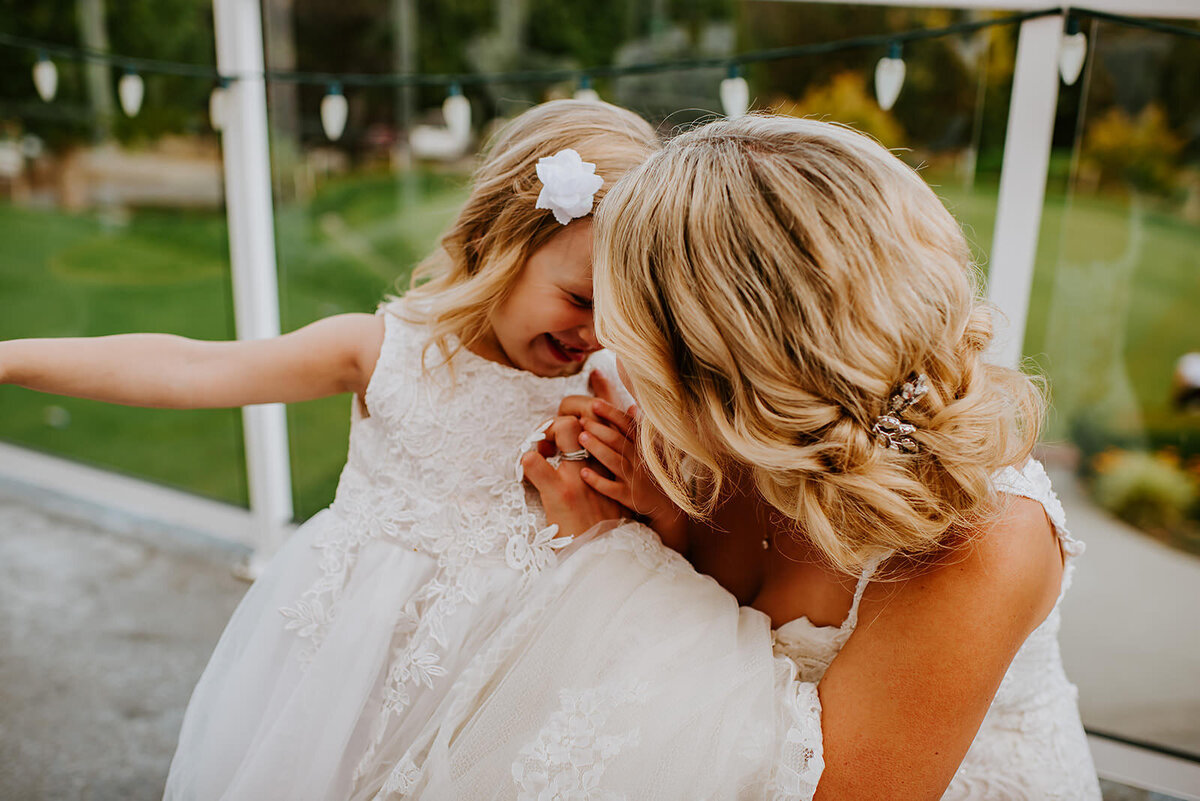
[559,449,590,462]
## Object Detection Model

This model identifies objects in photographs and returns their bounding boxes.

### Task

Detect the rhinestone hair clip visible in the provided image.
[871,374,929,453]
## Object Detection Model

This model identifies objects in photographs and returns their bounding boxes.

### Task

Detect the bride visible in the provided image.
[382,115,1102,800]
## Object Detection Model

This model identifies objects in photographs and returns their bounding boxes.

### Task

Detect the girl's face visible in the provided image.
[481,219,600,377]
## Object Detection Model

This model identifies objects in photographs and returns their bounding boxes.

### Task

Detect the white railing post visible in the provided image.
[212,0,293,573]
[984,12,1064,369]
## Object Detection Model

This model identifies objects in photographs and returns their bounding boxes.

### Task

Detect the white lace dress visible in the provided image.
[164,301,618,801]
[389,460,1101,800]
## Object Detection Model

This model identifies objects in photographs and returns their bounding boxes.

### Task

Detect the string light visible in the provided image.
[443,83,471,141]
[209,77,231,132]
[320,81,348,141]
[32,51,57,102]
[1059,16,1088,86]
[574,75,600,103]
[719,65,749,118]
[118,69,144,117]
[874,42,905,111]
[410,83,471,160]
[1,8,1191,135]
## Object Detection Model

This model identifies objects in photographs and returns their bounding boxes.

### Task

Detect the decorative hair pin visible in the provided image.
[872,373,928,453]
[535,148,604,225]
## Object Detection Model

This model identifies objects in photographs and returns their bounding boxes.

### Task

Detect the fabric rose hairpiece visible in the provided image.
[535,148,604,225]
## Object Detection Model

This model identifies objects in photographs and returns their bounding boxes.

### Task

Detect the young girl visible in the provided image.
[0,99,657,800]
[383,115,1101,799]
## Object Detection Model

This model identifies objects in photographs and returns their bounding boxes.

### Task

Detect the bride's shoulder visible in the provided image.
[861,492,1063,639]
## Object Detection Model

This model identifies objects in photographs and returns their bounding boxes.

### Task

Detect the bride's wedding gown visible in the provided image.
[386,460,1101,800]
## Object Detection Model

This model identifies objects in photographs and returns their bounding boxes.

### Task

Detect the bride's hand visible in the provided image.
[520,415,630,540]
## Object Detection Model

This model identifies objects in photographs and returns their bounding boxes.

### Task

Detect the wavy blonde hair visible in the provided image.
[400,99,658,365]
[594,115,1044,575]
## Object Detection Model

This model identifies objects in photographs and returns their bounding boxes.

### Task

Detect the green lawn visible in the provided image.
[1,165,1196,523]
[0,169,469,519]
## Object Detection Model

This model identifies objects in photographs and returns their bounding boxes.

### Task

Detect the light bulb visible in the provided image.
[209,79,230,132]
[1059,18,1087,86]
[874,42,906,112]
[33,53,58,102]
[118,70,145,117]
[574,77,600,103]
[320,82,349,141]
[719,66,749,119]
[443,84,471,142]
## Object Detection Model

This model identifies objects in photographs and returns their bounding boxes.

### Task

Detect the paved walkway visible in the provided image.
[0,470,1197,799]
[0,489,248,801]
[1054,466,1200,758]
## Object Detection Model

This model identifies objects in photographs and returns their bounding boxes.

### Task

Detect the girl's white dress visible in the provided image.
[164,302,619,800]
[386,460,1102,800]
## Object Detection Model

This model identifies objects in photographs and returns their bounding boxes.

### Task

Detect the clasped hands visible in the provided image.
[520,371,688,547]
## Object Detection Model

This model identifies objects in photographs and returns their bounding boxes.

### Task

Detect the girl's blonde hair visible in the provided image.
[594,115,1044,575]
[401,99,658,364]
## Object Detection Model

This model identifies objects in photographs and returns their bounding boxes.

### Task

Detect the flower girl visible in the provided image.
[0,99,656,800]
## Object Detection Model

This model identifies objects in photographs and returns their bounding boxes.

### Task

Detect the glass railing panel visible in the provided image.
[0,4,248,507]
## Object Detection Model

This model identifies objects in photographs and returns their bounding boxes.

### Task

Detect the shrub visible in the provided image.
[1091,448,1198,532]
[771,71,905,147]
[1081,103,1184,197]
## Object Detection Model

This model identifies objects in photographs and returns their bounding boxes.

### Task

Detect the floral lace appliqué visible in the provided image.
[273,305,598,786]
[512,682,649,801]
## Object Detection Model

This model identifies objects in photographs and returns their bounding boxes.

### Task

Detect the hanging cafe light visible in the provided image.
[33,50,58,102]
[874,41,905,112]
[118,68,145,116]
[1059,16,1088,86]
[574,75,600,103]
[719,64,749,119]
[320,81,349,141]
[209,77,232,132]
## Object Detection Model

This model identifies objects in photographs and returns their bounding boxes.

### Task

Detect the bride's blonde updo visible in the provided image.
[593,115,1044,575]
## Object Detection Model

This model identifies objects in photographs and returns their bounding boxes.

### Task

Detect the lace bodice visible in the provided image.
[772,459,1084,680]
[772,459,1099,799]
[279,301,613,784]
[337,303,595,565]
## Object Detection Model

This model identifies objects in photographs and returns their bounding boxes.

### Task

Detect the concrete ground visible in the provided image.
[0,470,1196,800]
[0,488,248,801]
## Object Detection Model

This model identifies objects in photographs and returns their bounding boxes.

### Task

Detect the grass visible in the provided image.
[1,161,1197,524]
[0,168,468,518]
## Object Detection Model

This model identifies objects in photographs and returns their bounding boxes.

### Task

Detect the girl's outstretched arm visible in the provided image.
[0,313,385,409]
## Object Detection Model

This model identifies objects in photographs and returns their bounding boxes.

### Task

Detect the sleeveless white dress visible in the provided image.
[388,460,1102,800]
[164,301,621,800]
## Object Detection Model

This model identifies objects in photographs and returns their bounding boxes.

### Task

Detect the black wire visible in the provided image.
[0,6,1196,89]
[0,31,223,79]
[2,8,1061,87]
[1068,6,1200,41]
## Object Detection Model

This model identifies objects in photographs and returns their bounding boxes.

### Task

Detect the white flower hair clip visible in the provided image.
[535,148,604,225]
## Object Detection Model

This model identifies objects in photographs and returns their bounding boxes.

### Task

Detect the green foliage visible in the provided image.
[1082,103,1185,196]
[773,71,904,146]
[0,0,217,148]
[1090,448,1198,532]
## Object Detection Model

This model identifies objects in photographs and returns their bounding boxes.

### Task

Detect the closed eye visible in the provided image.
[567,292,593,310]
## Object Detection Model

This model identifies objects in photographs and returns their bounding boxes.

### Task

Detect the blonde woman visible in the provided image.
[390,116,1102,799]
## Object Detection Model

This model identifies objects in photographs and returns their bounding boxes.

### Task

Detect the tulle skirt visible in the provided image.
[379,522,821,800]
[164,509,541,801]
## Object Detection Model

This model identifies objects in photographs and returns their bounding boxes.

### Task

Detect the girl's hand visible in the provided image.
[560,372,689,552]
[521,414,630,540]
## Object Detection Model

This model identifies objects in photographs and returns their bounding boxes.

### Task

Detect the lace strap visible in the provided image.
[840,552,886,633]
[993,459,1084,560]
